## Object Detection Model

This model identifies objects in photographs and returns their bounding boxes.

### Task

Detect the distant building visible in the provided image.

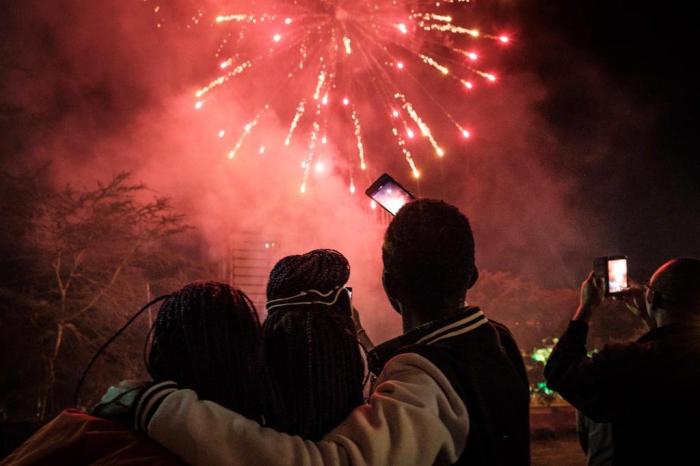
[222,230,279,316]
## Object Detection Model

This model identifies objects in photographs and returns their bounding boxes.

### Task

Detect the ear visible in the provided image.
[644,288,658,321]
[648,288,664,310]
[466,266,479,290]
[382,270,403,315]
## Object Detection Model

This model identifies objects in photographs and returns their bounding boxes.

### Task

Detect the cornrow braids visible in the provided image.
[267,249,350,301]
[147,281,264,420]
[262,250,365,440]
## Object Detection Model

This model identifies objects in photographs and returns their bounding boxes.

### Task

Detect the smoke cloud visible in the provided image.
[1,0,640,342]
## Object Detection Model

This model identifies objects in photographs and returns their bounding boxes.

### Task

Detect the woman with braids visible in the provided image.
[261,249,366,440]
[2,281,264,465]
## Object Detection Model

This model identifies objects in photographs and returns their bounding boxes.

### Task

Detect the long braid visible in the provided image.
[148,281,263,419]
[305,310,316,433]
[263,250,365,440]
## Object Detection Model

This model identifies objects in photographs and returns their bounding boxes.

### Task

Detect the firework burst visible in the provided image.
[186,0,509,192]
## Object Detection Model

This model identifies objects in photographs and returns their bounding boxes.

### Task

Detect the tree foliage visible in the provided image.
[0,168,206,421]
[470,270,646,402]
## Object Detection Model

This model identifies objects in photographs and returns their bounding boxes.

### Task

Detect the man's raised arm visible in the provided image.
[142,353,469,466]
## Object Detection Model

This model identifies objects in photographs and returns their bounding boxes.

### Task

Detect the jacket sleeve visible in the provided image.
[490,319,529,387]
[544,320,637,422]
[146,353,469,466]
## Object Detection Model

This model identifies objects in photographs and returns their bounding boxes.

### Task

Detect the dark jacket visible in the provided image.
[545,321,700,466]
[369,307,531,466]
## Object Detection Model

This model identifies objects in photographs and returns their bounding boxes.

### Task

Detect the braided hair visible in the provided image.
[147,281,263,420]
[263,249,365,440]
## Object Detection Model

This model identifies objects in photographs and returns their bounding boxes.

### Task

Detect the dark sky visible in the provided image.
[1,0,698,287]
[501,1,700,279]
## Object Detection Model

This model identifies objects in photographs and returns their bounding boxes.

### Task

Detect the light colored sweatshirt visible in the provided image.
[145,353,469,465]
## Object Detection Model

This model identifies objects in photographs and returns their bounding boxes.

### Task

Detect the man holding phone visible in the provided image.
[545,257,700,466]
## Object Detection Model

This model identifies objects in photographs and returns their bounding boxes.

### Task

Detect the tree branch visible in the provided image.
[64,238,144,322]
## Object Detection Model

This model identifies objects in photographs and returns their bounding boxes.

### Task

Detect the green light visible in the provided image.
[537,381,554,396]
[530,346,553,365]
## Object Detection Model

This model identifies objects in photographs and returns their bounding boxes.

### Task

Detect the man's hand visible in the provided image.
[352,306,375,350]
[622,283,657,330]
[572,272,605,323]
[91,380,151,426]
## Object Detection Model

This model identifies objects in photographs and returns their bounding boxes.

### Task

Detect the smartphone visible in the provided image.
[365,173,415,215]
[594,255,629,296]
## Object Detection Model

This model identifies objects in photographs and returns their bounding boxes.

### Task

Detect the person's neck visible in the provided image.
[402,304,465,334]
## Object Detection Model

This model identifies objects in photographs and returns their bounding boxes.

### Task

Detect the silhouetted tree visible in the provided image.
[1,170,194,420]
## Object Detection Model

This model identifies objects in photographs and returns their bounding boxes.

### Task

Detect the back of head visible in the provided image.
[147,281,263,419]
[263,249,364,440]
[649,257,700,316]
[383,199,476,316]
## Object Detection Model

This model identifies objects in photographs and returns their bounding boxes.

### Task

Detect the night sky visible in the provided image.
[508,0,700,279]
[1,0,698,287]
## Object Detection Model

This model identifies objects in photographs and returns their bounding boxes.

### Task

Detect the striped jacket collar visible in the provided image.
[415,307,488,345]
[367,306,488,375]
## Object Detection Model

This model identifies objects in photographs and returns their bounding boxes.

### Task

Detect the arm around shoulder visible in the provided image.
[146,353,468,466]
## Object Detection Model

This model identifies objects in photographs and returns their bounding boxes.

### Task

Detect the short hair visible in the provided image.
[263,249,364,440]
[649,257,700,315]
[147,281,263,419]
[383,199,476,312]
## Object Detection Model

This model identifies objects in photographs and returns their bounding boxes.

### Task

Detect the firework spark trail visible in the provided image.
[183,0,510,189]
[285,100,306,146]
[350,109,367,171]
[215,14,279,24]
[215,14,251,23]
[195,61,251,99]
[419,54,449,75]
[392,127,421,178]
[473,69,497,82]
[410,13,453,23]
[228,105,269,159]
[417,21,480,37]
[395,93,445,157]
[313,70,326,101]
[300,104,323,193]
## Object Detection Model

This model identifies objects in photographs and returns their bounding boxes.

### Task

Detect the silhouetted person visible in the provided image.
[2,282,263,466]
[576,410,614,466]
[545,257,700,466]
[101,199,530,466]
[261,249,365,440]
[366,198,530,464]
